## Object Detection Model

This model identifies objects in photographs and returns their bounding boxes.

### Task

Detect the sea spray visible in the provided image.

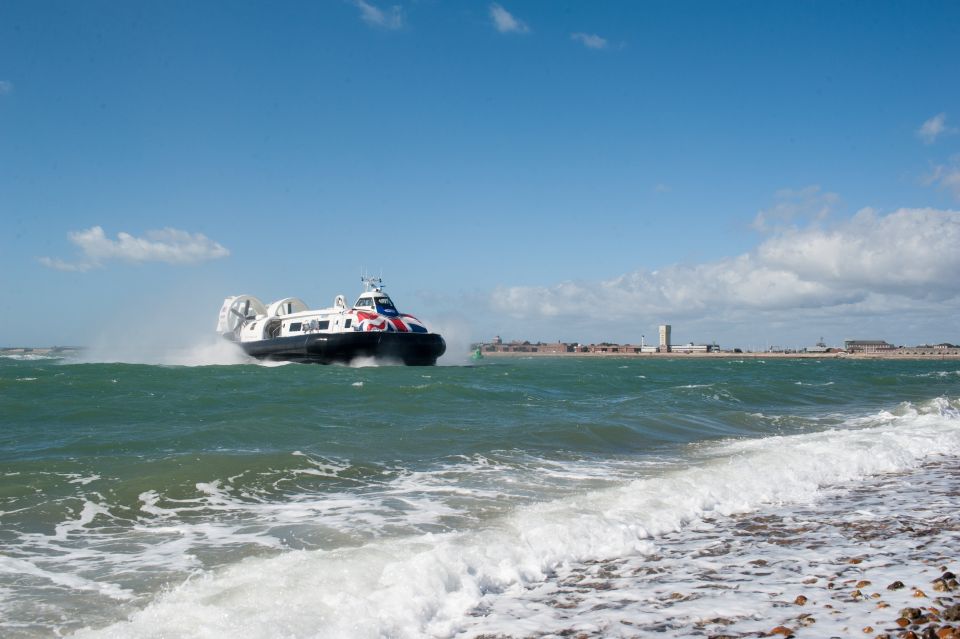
[73,285,258,366]
[429,314,474,367]
[80,333,255,366]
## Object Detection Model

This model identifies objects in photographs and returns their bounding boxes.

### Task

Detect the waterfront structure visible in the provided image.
[479,339,716,355]
[481,340,575,354]
[658,325,671,353]
[844,340,896,353]
[898,343,960,355]
[804,338,832,354]
[671,343,718,354]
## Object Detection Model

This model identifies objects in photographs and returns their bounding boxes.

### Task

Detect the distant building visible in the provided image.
[658,324,671,353]
[481,340,574,354]
[804,337,832,353]
[844,340,895,353]
[671,343,718,354]
[591,344,645,354]
[535,342,572,354]
[899,343,960,355]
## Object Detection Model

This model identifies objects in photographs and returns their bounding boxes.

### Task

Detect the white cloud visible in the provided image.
[751,185,839,231]
[40,226,230,271]
[917,113,953,144]
[490,4,529,34]
[353,0,403,30]
[38,256,94,272]
[924,157,960,200]
[490,207,960,325]
[0,81,13,95]
[756,207,960,293]
[570,32,608,50]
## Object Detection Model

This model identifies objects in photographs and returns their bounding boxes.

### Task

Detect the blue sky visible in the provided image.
[2,1,959,350]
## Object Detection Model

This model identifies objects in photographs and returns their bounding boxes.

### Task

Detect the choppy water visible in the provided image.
[1,352,959,637]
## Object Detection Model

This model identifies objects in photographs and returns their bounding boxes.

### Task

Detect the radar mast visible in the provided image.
[361,275,384,293]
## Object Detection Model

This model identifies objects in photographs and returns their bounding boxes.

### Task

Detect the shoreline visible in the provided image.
[477,350,960,360]
[465,457,960,638]
[0,347,82,355]
[5,347,958,362]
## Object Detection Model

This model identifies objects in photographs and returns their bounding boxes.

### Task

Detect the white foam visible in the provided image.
[54,500,113,541]
[465,458,960,638]
[346,355,403,368]
[914,370,960,378]
[1,353,63,361]
[256,359,292,367]
[0,555,133,600]
[71,397,960,639]
[291,453,353,477]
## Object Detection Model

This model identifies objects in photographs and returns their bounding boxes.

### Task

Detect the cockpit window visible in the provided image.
[355,298,373,308]
[375,297,396,311]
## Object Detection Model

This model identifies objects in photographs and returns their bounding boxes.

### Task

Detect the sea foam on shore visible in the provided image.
[66,397,960,639]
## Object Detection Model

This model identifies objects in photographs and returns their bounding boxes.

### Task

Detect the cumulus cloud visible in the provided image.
[917,113,954,144]
[490,207,960,325]
[39,226,230,271]
[0,80,13,95]
[490,4,529,34]
[570,32,608,49]
[353,0,403,30]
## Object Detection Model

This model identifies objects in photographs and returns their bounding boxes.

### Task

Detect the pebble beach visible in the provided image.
[464,458,960,639]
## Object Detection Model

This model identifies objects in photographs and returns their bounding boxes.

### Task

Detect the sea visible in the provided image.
[2,349,960,638]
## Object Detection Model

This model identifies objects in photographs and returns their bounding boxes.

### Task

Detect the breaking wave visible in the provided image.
[71,397,960,638]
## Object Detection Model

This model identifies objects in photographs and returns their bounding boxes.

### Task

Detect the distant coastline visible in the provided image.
[476,332,960,360]
[477,349,960,360]
[1,346,82,356]
[5,345,959,361]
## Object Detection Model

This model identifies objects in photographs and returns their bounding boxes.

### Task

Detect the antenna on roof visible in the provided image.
[361,275,384,292]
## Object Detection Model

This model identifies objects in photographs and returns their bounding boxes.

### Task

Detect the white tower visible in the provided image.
[658,324,671,352]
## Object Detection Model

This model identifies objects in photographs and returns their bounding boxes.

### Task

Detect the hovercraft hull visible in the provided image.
[240,332,446,365]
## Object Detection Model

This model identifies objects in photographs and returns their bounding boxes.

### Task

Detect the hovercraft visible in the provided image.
[216,277,446,365]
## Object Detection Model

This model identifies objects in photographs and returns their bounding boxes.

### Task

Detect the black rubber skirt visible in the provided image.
[240,332,446,365]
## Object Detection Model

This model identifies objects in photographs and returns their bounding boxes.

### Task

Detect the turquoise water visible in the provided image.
[2,354,959,637]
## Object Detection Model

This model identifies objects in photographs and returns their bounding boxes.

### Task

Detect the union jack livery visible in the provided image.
[355,311,429,333]
[216,277,446,365]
